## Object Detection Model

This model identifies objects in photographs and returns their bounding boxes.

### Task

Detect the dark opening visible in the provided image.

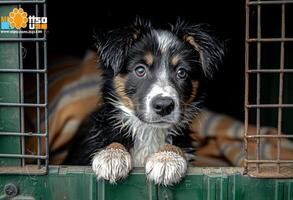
[47,0,246,120]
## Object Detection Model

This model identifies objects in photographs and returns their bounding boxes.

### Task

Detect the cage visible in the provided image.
[0,0,293,199]
[244,0,293,178]
[0,1,48,174]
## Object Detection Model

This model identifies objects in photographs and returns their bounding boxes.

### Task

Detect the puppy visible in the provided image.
[65,18,224,186]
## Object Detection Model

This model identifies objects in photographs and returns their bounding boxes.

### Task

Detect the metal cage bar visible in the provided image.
[256,0,261,173]
[245,0,293,178]
[0,1,48,174]
[43,2,49,172]
[0,1,46,4]
[36,2,41,169]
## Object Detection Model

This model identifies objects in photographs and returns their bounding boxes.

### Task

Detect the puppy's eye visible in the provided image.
[176,68,188,80]
[134,65,146,77]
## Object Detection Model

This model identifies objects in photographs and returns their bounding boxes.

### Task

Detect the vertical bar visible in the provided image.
[44,3,49,171]
[244,0,250,175]
[18,4,25,167]
[256,0,262,173]
[36,4,41,169]
[277,3,286,173]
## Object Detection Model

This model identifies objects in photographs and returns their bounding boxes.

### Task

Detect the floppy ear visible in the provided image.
[96,18,152,75]
[171,19,225,79]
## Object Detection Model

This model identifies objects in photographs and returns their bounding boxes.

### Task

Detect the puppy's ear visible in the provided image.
[96,18,151,75]
[171,19,225,79]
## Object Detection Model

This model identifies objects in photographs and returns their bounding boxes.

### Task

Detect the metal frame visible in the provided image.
[0,0,48,174]
[245,0,293,177]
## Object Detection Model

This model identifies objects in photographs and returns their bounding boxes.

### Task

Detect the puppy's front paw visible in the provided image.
[92,143,132,183]
[145,145,187,186]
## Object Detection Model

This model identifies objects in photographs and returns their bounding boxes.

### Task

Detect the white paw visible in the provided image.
[145,151,187,186]
[92,148,132,183]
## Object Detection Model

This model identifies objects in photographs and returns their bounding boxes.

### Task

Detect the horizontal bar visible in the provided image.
[0,0,46,4]
[0,69,46,73]
[0,38,46,42]
[0,103,46,107]
[247,160,293,163]
[247,38,293,42]
[248,1,293,5]
[247,104,293,108]
[247,135,293,138]
[248,69,293,73]
[0,154,47,159]
[0,166,47,175]
[0,132,46,137]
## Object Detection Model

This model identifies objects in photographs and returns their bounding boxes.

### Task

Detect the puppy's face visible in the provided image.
[98,20,224,128]
[115,30,202,127]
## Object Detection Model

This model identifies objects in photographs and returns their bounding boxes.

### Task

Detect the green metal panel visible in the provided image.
[0,166,292,200]
[0,5,21,166]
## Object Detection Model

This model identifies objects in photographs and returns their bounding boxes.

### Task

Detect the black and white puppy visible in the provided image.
[66,19,224,186]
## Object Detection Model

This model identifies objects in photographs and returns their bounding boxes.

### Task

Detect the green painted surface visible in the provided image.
[0,5,21,166]
[0,166,292,200]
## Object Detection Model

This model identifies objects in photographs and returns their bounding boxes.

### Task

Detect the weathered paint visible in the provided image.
[0,166,292,200]
[0,5,21,166]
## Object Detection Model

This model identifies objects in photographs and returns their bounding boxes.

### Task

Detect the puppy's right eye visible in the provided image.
[134,65,146,77]
[176,68,188,80]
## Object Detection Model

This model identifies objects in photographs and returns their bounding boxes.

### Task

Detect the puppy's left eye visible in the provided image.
[134,65,146,77]
[176,68,188,80]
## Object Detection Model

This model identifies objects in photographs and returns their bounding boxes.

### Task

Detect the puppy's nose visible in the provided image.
[151,97,175,116]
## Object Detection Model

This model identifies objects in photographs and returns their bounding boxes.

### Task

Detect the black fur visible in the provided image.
[171,19,225,78]
[96,18,152,75]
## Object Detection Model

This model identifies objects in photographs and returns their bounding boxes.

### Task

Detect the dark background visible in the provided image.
[47,0,246,121]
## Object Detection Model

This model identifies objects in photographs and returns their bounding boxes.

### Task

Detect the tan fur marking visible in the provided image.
[132,28,141,40]
[144,52,154,66]
[171,55,180,66]
[106,142,127,151]
[183,35,204,65]
[114,75,134,110]
[159,144,184,158]
[186,80,199,104]
[183,35,200,51]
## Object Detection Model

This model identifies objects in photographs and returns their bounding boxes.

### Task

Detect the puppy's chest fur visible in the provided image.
[113,106,173,167]
[129,124,171,167]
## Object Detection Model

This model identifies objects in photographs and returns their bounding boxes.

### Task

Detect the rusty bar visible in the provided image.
[244,0,250,175]
[247,104,293,108]
[35,3,41,169]
[248,69,293,73]
[0,0,46,4]
[247,160,293,163]
[0,132,46,137]
[256,0,261,173]
[0,103,46,107]
[0,69,46,73]
[248,0,293,5]
[0,166,47,175]
[0,154,47,159]
[0,38,46,42]
[248,38,293,42]
[276,3,286,173]
[247,134,293,138]
[44,2,49,172]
